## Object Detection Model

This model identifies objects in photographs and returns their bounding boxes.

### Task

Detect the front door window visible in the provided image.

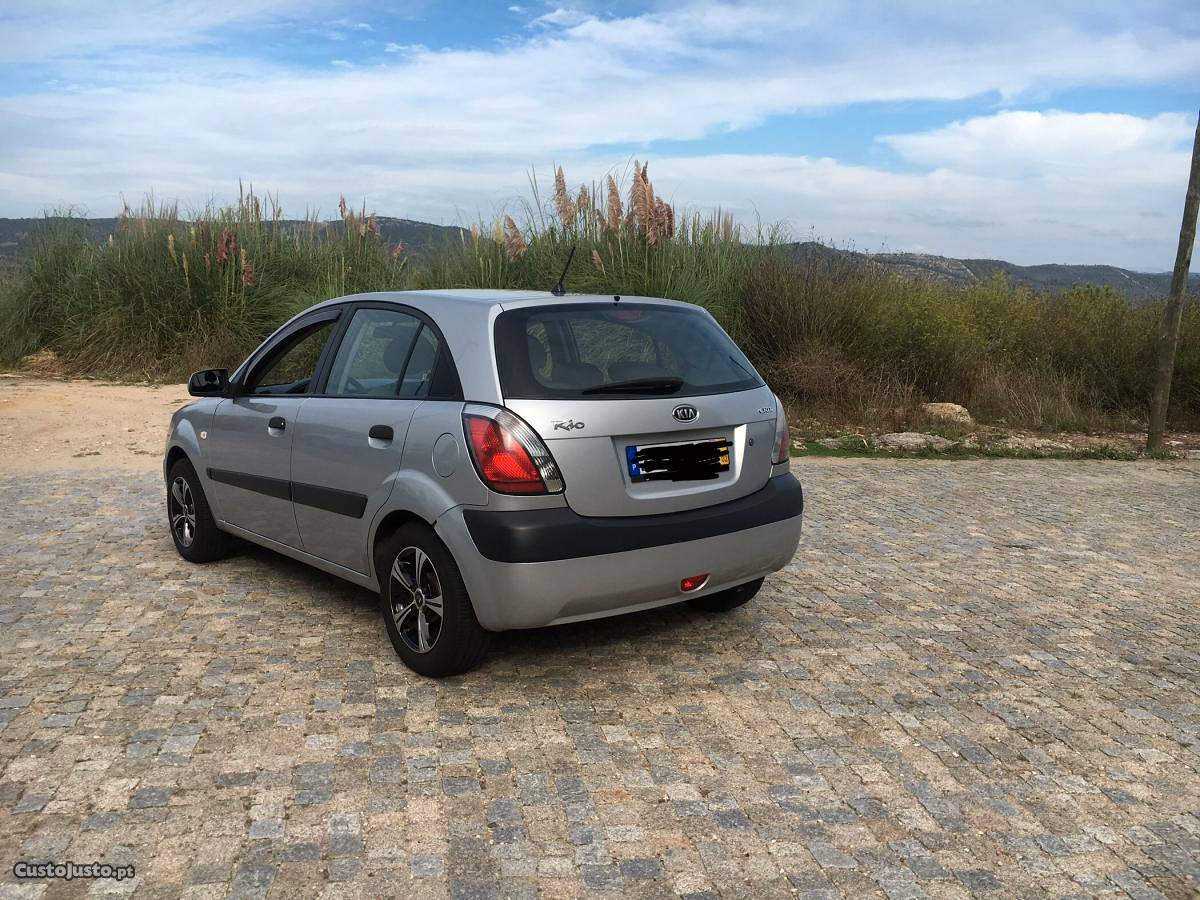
[249,320,337,395]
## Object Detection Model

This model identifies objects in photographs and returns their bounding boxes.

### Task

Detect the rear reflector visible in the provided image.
[680,574,710,593]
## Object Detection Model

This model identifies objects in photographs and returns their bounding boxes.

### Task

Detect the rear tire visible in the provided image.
[376,522,489,677]
[167,458,230,563]
[688,577,764,613]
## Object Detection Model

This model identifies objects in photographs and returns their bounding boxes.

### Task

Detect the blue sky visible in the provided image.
[0,1,1197,270]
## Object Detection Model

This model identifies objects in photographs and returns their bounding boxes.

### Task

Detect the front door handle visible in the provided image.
[268,416,286,431]
[368,424,394,442]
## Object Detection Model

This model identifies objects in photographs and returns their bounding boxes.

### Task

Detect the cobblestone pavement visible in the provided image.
[1,459,1198,899]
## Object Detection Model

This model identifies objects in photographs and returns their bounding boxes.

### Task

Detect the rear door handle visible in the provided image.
[368,425,394,442]
[268,416,286,431]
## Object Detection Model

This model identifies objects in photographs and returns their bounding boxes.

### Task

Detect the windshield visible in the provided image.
[494,302,763,400]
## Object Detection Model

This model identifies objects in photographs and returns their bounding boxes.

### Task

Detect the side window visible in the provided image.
[325,308,421,397]
[248,319,336,395]
[398,324,460,399]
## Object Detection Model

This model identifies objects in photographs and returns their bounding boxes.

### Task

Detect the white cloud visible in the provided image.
[530,8,592,29]
[384,42,426,55]
[0,1,1197,268]
[881,110,1195,181]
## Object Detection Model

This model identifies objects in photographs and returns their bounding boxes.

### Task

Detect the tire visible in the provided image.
[688,577,764,613]
[375,522,489,677]
[167,458,230,563]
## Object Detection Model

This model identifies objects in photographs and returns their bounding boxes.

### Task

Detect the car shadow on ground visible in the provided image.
[213,536,721,671]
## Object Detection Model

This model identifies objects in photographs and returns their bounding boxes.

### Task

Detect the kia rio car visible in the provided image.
[165,290,804,676]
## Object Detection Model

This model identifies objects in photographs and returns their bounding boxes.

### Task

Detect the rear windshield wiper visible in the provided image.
[581,376,684,395]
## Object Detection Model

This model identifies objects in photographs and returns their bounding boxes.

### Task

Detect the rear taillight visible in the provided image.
[463,406,564,495]
[772,396,790,464]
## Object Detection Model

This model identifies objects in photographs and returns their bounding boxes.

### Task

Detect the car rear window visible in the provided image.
[494,302,763,399]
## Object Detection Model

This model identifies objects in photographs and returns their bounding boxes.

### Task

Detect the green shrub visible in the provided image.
[0,192,408,378]
[0,165,1196,431]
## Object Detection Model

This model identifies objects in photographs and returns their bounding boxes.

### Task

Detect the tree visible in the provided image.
[1147,109,1200,452]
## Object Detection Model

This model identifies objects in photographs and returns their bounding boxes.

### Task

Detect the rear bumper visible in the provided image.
[440,473,803,630]
[463,472,803,563]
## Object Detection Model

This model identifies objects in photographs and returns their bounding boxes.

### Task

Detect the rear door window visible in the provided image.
[495,303,762,399]
[323,307,462,399]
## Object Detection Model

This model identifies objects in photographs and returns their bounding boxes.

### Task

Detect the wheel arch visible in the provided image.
[370,508,433,587]
[165,444,190,475]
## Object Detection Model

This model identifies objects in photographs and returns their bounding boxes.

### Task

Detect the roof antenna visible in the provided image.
[550,245,576,297]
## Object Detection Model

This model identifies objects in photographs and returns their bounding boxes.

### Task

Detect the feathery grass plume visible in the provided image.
[575,185,590,219]
[492,218,503,243]
[553,166,574,224]
[242,257,254,287]
[503,215,527,260]
[167,233,177,263]
[216,229,236,264]
[606,175,623,231]
[392,242,407,258]
[654,198,674,242]
[470,223,480,241]
[722,212,736,243]
[591,249,605,275]
[631,160,653,238]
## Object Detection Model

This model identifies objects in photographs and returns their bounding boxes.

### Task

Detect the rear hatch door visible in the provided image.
[495,300,779,517]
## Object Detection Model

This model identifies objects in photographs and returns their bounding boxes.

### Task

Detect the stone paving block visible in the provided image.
[0,460,1198,897]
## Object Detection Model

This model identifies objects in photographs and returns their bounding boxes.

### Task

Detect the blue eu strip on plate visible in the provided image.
[626,445,642,480]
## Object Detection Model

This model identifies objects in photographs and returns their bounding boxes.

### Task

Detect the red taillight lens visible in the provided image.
[465,415,546,493]
[680,574,710,592]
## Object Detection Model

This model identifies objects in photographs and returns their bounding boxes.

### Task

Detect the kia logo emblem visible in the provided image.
[672,404,699,422]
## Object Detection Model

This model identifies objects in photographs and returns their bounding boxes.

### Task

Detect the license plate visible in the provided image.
[626,437,731,483]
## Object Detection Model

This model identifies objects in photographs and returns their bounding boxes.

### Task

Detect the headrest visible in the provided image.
[527,333,548,371]
[383,336,412,374]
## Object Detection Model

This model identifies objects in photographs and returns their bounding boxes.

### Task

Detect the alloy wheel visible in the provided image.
[389,546,444,653]
[169,476,197,548]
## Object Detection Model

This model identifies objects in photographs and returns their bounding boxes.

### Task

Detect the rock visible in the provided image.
[1003,435,1072,453]
[877,432,955,452]
[920,402,973,426]
[1185,449,1200,460]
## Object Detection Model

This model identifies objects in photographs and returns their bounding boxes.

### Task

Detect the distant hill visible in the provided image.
[789,241,1198,302]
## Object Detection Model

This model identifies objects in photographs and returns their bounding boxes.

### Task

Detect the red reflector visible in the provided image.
[680,574,710,592]
[465,415,546,494]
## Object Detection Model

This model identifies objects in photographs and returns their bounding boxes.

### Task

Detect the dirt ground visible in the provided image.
[0,375,189,473]
[2,374,1197,474]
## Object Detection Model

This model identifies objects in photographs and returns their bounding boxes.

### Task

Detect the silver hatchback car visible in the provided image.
[165,290,803,676]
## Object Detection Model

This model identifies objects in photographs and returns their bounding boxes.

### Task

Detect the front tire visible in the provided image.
[688,577,764,613]
[376,522,489,677]
[167,458,230,563]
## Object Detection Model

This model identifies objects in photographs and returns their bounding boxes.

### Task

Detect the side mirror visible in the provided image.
[187,368,231,397]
